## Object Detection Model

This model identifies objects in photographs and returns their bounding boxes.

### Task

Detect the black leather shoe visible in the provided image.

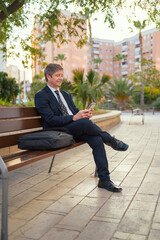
[98,179,122,192]
[106,136,129,151]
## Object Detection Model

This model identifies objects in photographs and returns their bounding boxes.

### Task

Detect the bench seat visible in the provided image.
[2,141,84,171]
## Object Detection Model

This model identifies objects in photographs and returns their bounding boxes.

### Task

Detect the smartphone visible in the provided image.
[87,102,96,110]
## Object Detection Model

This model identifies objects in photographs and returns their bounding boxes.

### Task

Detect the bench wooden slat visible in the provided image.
[0,107,39,119]
[0,130,42,148]
[0,118,42,133]
[3,142,84,171]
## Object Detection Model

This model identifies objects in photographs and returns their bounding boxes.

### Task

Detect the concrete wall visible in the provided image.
[91,110,121,130]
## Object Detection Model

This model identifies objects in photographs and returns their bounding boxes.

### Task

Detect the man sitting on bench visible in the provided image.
[35,63,129,192]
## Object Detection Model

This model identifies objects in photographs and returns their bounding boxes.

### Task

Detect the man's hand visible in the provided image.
[73,109,94,121]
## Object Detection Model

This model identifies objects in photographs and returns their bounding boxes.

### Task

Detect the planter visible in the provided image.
[91,110,121,130]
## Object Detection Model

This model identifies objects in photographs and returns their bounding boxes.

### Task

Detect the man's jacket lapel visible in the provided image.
[44,85,62,113]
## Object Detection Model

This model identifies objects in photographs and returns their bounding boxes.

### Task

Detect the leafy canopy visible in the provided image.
[1,0,160,67]
[0,0,125,66]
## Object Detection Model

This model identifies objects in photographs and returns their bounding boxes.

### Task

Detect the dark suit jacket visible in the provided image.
[35,85,79,130]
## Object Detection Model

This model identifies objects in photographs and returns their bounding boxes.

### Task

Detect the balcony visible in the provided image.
[135,44,140,49]
[121,71,128,76]
[135,58,140,63]
[135,53,141,59]
[122,41,128,46]
[121,51,128,56]
[122,61,128,66]
[93,50,100,54]
[93,43,99,48]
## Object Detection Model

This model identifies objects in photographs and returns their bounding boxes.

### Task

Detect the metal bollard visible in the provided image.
[152,107,155,115]
[107,100,112,110]
[0,156,8,240]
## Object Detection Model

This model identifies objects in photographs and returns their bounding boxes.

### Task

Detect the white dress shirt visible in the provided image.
[47,84,73,115]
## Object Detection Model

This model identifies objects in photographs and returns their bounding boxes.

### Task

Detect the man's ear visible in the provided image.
[46,74,50,82]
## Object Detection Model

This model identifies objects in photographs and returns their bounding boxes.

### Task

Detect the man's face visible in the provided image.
[47,70,63,89]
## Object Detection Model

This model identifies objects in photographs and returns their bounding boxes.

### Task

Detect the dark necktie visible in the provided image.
[55,90,69,116]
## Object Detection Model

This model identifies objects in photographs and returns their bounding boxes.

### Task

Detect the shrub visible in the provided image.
[0,72,19,102]
[133,86,160,105]
[0,99,12,106]
[152,97,160,110]
[27,80,46,101]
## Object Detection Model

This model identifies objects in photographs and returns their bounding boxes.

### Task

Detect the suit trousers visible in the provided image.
[64,118,112,181]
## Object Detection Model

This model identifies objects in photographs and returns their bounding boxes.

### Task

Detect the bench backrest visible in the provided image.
[0,107,42,149]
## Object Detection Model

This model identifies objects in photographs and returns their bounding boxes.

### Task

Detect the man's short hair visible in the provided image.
[44,63,63,82]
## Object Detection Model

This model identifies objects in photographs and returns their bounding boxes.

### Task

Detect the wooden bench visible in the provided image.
[0,106,84,240]
[0,106,84,172]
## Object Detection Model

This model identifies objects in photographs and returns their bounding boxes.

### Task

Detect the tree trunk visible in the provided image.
[140,82,144,106]
[88,19,94,70]
[139,31,144,106]
[0,0,25,21]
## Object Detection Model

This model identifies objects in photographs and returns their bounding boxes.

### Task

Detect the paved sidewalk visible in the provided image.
[1,114,160,240]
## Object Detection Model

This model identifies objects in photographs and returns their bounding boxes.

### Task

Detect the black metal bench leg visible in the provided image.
[0,156,8,240]
[94,166,98,177]
[48,155,55,173]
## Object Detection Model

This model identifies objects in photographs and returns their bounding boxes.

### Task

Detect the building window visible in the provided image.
[106,67,108,70]
[143,36,146,40]
[106,61,108,64]
[106,55,108,59]
[147,41,150,46]
[106,49,108,52]
[110,67,113,70]
[106,43,108,46]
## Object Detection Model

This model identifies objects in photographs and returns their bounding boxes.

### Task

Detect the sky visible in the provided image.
[90,7,156,42]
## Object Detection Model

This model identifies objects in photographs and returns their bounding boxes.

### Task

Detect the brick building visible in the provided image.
[32,11,160,81]
[32,10,88,81]
[89,28,160,79]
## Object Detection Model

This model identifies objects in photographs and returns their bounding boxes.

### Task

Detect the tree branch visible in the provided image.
[0,0,25,21]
